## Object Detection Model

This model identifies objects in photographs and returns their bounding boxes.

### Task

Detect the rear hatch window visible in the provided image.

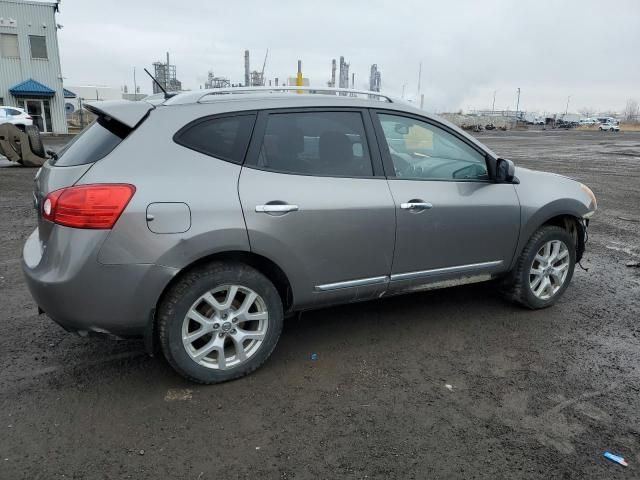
[50,116,130,167]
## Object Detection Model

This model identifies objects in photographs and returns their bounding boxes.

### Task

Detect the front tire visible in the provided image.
[503,226,576,309]
[158,262,283,384]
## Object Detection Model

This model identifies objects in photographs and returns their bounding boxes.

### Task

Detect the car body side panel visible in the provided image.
[386,180,521,292]
[239,167,396,310]
[510,167,594,270]
[79,105,251,268]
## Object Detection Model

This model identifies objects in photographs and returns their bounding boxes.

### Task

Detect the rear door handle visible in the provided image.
[400,202,433,210]
[255,204,299,213]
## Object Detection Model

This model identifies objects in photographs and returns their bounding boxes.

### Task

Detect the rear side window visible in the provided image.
[253,111,373,177]
[174,114,256,164]
[51,116,129,167]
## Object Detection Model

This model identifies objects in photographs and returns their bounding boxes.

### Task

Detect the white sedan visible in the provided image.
[0,106,33,130]
[599,123,620,132]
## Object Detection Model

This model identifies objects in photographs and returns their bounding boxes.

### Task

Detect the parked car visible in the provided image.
[579,118,598,126]
[555,120,579,129]
[22,88,597,384]
[597,117,618,126]
[0,106,33,130]
[600,123,620,132]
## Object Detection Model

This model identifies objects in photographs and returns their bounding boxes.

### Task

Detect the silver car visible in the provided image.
[22,87,597,384]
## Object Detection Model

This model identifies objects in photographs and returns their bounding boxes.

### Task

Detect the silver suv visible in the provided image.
[22,87,597,384]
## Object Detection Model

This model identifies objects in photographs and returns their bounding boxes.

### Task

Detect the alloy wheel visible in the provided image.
[529,240,570,300]
[181,285,269,369]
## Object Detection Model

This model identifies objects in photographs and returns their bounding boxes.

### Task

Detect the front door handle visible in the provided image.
[256,204,299,213]
[400,201,433,210]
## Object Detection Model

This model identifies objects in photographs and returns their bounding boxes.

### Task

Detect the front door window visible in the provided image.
[378,114,489,181]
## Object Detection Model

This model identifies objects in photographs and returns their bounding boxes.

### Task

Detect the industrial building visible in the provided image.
[369,64,381,92]
[152,52,182,93]
[0,0,67,133]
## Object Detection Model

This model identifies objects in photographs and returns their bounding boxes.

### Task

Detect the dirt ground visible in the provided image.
[1,130,639,479]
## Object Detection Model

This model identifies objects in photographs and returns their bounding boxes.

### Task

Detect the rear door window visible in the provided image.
[251,111,374,177]
[174,114,256,164]
[51,116,130,167]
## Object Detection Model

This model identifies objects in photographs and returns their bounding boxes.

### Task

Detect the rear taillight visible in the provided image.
[42,184,136,229]
[26,115,32,120]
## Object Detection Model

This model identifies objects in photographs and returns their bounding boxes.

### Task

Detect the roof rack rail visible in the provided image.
[166,86,394,105]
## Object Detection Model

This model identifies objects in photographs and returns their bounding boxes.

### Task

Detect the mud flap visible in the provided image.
[576,219,588,263]
[144,308,158,357]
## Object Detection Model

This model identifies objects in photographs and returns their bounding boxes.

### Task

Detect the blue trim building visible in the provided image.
[0,0,67,133]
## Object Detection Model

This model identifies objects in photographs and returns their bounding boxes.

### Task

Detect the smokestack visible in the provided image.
[275,77,279,86]
[369,64,381,92]
[244,50,250,87]
[331,59,336,87]
[296,60,303,92]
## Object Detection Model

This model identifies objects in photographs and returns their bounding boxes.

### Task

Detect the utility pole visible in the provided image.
[78,97,84,129]
[401,83,406,99]
[492,90,497,115]
[244,50,250,87]
[417,62,422,99]
[564,95,571,117]
[515,87,521,122]
[133,67,137,98]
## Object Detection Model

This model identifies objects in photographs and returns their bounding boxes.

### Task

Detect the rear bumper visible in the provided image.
[22,227,178,337]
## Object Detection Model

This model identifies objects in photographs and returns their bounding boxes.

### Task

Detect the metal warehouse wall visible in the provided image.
[0,0,68,134]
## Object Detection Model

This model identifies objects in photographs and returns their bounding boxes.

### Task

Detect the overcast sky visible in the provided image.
[55,0,639,114]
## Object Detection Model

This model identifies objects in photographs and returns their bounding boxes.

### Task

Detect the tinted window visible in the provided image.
[29,35,48,59]
[175,114,255,164]
[6,108,22,116]
[378,114,488,181]
[51,116,129,167]
[255,111,373,177]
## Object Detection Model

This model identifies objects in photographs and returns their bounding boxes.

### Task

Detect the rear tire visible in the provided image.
[503,226,576,309]
[158,261,283,384]
[25,125,45,157]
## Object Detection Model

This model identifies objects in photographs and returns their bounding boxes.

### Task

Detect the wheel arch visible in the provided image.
[145,250,294,355]
[510,200,588,271]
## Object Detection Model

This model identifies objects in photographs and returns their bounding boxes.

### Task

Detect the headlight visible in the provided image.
[580,183,597,216]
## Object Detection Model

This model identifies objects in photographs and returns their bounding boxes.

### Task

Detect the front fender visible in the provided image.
[509,200,589,270]
[510,167,594,270]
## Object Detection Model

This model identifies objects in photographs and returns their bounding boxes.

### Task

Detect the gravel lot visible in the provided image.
[1,130,639,479]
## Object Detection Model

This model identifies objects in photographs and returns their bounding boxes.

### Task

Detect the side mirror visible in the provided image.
[495,158,516,183]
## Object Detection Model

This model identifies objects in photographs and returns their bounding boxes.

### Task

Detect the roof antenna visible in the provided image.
[143,68,170,99]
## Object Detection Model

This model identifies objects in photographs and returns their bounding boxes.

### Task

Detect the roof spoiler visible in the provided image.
[84,100,154,129]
